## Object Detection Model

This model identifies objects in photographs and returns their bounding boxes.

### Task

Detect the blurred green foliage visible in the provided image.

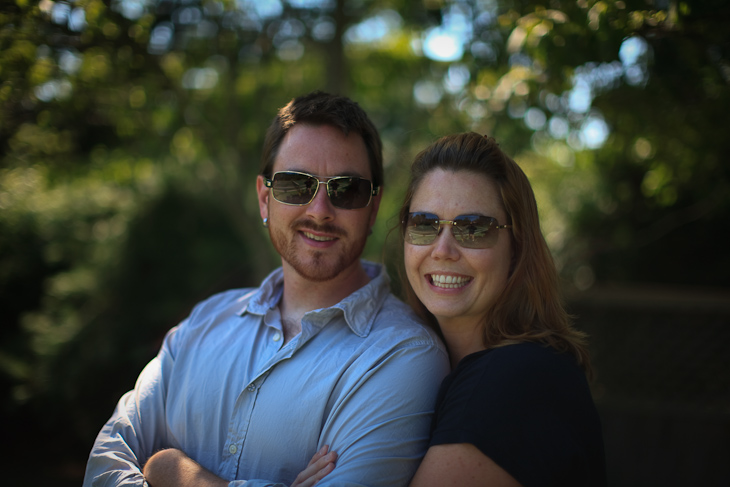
[1,0,728,484]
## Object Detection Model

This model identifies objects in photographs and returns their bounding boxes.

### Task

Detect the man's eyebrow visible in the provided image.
[284,168,369,179]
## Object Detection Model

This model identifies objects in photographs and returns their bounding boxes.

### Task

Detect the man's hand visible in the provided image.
[291,445,337,487]
[143,449,229,487]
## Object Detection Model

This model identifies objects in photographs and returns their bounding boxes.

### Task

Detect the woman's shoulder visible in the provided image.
[461,342,580,376]
[449,342,589,404]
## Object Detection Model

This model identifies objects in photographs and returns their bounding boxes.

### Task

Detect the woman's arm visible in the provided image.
[291,445,337,487]
[409,444,522,487]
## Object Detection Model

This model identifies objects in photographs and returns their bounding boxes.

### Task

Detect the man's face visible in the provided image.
[257,123,381,282]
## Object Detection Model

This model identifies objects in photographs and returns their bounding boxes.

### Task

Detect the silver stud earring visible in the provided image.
[263,218,269,228]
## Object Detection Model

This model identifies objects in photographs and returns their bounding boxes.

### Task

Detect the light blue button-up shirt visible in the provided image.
[84,261,449,487]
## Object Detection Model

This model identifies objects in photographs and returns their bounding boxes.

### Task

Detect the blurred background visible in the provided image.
[1,0,728,485]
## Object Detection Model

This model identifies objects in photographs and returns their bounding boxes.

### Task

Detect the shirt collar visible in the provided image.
[242,260,390,338]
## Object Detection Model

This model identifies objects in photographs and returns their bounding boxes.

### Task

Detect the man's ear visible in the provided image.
[368,190,382,229]
[256,175,269,222]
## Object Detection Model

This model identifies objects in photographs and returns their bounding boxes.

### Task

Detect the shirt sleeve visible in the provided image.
[82,324,181,487]
[245,338,450,487]
[315,339,449,487]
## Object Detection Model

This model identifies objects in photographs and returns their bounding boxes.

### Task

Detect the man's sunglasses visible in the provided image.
[264,171,380,210]
[404,212,512,249]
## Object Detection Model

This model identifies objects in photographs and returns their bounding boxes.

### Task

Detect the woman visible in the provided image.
[297,132,606,487]
[398,132,606,486]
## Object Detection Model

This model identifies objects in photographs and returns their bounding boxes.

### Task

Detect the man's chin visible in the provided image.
[289,256,347,282]
[272,227,367,283]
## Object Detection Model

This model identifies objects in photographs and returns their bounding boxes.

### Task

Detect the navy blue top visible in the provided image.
[430,342,606,487]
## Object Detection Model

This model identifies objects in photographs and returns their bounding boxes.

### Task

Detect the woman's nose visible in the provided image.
[430,226,461,261]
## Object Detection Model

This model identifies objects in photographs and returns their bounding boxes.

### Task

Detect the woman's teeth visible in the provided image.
[430,274,471,289]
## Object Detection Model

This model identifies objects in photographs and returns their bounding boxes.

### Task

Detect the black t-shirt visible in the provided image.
[430,342,606,487]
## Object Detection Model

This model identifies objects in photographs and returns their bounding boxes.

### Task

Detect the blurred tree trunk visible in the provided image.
[326,0,349,95]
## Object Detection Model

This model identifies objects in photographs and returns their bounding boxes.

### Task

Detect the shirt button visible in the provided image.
[273,332,282,342]
[228,444,237,454]
[247,384,256,392]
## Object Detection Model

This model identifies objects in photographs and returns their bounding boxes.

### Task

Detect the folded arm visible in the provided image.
[143,449,228,487]
[144,447,336,487]
[83,326,179,487]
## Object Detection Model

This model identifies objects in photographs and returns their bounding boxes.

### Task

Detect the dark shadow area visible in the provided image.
[571,286,730,487]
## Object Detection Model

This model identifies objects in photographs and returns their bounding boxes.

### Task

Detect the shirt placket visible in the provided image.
[220,367,273,480]
[219,313,293,481]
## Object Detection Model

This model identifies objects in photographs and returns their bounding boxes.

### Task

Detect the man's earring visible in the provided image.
[263,218,269,228]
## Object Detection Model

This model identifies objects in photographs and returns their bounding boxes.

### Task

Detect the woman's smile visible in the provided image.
[427,273,473,289]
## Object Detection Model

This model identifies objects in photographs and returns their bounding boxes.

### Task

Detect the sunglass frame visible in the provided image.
[404,212,512,249]
[264,170,380,210]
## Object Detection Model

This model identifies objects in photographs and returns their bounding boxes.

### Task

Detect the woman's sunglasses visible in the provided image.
[404,212,512,249]
[264,171,380,210]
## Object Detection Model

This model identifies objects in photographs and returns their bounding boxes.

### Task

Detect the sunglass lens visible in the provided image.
[452,215,497,249]
[405,213,439,245]
[328,178,372,209]
[272,173,317,205]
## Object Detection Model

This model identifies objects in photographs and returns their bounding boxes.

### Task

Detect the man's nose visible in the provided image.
[305,182,336,221]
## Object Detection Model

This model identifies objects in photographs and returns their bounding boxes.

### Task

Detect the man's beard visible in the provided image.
[269,219,368,282]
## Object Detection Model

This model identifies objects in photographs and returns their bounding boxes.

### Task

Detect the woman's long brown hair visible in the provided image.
[397,132,593,376]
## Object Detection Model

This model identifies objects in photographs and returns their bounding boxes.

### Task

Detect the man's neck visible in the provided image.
[278,261,372,343]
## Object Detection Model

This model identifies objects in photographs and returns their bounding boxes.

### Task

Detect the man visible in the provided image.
[83,91,449,487]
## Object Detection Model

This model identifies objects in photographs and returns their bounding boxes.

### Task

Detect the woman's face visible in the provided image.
[404,168,513,332]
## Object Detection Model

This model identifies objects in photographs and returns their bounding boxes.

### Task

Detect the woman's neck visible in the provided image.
[438,317,487,369]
